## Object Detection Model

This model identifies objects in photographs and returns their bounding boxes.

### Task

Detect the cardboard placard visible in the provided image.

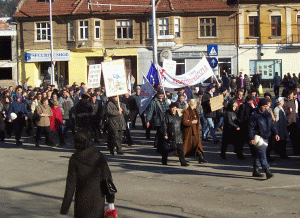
[210,95,224,112]
[87,64,101,89]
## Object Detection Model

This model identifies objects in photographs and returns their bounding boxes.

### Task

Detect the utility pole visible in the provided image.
[49,0,55,85]
[151,0,158,63]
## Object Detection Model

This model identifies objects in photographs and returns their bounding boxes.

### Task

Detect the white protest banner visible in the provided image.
[139,75,156,114]
[102,59,128,97]
[87,64,101,89]
[158,56,214,88]
[163,60,176,75]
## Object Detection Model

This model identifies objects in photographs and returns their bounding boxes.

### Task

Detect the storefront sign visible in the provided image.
[172,52,204,58]
[158,42,176,47]
[24,50,70,62]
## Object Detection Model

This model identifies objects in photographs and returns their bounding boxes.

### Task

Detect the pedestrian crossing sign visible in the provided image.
[208,45,218,56]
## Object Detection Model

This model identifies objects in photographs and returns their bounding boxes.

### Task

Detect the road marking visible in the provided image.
[244,185,300,191]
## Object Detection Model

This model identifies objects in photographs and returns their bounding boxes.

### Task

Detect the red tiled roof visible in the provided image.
[14,0,236,18]
[0,20,12,30]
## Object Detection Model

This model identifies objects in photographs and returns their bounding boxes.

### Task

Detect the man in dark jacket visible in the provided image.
[89,93,103,143]
[222,73,230,91]
[120,92,135,146]
[7,94,29,146]
[202,84,219,144]
[273,72,281,98]
[146,89,170,148]
[106,96,129,155]
[131,86,146,129]
[74,94,93,129]
[249,98,280,179]
[251,70,262,95]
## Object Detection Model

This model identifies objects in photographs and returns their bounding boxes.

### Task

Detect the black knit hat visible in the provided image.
[258,98,268,107]
[157,89,164,95]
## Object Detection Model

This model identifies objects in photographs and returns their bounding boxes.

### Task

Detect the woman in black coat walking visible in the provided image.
[162,102,189,166]
[221,101,243,160]
[60,132,116,217]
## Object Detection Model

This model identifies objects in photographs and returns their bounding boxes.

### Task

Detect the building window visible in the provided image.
[271,16,281,37]
[95,20,101,39]
[0,68,12,80]
[36,22,50,41]
[148,19,153,38]
[199,18,216,37]
[67,20,75,41]
[116,20,133,39]
[79,20,89,40]
[249,16,259,37]
[174,18,180,37]
[159,18,169,36]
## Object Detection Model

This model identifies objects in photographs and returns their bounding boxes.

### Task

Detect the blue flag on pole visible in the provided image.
[146,63,160,88]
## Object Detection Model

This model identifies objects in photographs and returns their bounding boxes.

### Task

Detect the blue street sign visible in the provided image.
[208,45,218,56]
[209,57,218,69]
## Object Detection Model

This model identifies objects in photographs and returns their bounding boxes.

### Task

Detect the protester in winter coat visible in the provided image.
[7,94,29,146]
[202,84,219,143]
[243,74,251,95]
[171,88,188,103]
[221,101,243,160]
[35,98,54,147]
[3,96,12,138]
[283,90,299,155]
[131,86,146,129]
[0,100,6,141]
[162,103,189,166]
[273,97,289,159]
[60,132,115,217]
[74,94,93,129]
[146,89,170,150]
[251,70,262,95]
[106,96,129,155]
[50,100,64,145]
[59,89,75,137]
[89,93,103,143]
[182,99,207,163]
[237,94,256,157]
[249,98,280,179]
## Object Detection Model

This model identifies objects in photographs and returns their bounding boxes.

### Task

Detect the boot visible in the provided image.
[252,167,264,178]
[198,152,208,163]
[264,168,274,180]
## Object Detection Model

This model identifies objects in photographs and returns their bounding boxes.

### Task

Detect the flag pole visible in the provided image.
[200,51,221,87]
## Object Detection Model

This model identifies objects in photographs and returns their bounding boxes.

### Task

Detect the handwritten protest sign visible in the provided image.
[210,95,224,112]
[102,59,128,97]
[87,64,101,89]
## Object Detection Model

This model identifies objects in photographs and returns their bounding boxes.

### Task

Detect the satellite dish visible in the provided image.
[160,49,172,62]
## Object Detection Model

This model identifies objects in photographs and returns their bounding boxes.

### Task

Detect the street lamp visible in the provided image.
[49,0,55,85]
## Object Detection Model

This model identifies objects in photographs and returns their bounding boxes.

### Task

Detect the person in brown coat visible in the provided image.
[35,98,54,147]
[182,99,207,163]
[60,132,116,217]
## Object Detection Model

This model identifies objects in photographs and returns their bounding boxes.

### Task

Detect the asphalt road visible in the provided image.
[0,117,300,218]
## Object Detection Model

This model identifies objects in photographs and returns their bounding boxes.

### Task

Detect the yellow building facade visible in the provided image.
[238,3,300,82]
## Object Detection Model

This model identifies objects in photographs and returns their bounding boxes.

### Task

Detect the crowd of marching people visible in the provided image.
[0,70,299,180]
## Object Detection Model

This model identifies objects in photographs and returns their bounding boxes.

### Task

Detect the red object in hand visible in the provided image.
[104,208,118,218]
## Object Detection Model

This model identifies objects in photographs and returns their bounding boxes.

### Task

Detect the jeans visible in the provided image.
[203,117,217,141]
[215,116,224,130]
[253,146,269,169]
[199,114,206,136]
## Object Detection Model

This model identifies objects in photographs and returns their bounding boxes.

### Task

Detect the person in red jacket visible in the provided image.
[50,100,64,145]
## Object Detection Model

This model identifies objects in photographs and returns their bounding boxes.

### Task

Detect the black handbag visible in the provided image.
[100,178,117,196]
[162,139,178,153]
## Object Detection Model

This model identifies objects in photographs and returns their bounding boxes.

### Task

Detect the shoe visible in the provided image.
[110,151,114,156]
[264,168,274,180]
[35,143,40,147]
[213,139,220,144]
[146,136,150,139]
[220,154,226,160]
[117,151,124,155]
[198,152,208,163]
[237,154,246,160]
[267,158,274,162]
[16,141,21,146]
[162,161,167,165]
[202,138,210,142]
[181,162,189,166]
[252,167,264,178]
